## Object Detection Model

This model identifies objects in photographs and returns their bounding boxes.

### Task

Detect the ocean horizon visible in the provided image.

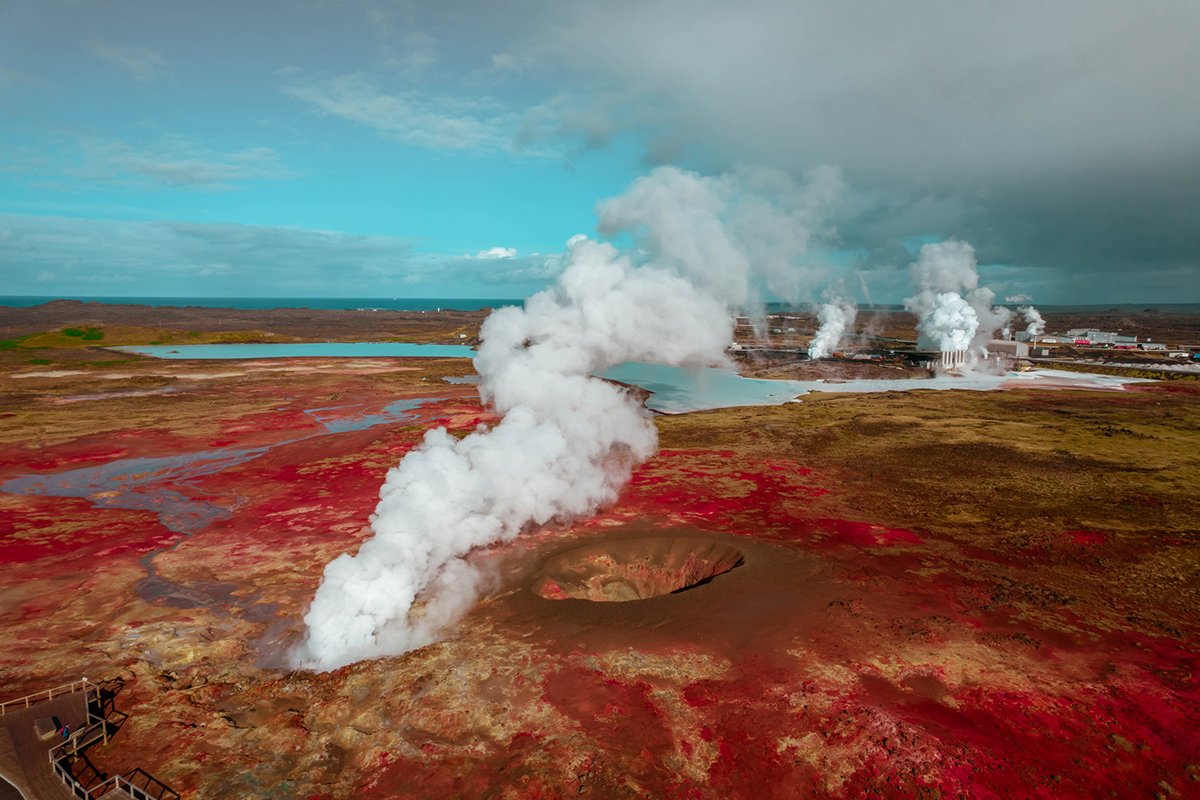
[2,296,1198,314]
[0,295,523,312]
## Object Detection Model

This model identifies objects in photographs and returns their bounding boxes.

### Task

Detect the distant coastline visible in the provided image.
[2,296,1198,314]
[0,296,522,312]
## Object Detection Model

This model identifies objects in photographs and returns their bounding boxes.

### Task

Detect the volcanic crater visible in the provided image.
[532,535,745,602]
[492,527,835,663]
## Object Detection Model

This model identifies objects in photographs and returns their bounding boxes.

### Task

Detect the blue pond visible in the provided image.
[117,343,1143,414]
[598,363,805,413]
[116,342,476,359]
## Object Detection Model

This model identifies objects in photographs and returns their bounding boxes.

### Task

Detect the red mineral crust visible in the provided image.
[0,357,1197,799]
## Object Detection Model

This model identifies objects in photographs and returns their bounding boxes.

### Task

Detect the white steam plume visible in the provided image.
[967,285,1013,352]
[807,293,857,359]
[1018,304,1045,338]
[903,240,980,352]
[856,271,872,306]
[903,239,1012,358]
[295,165,841,670]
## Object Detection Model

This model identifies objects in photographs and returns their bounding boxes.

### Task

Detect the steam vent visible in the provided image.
[533,535,744,602]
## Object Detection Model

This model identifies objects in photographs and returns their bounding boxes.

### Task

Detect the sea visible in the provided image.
[0,296,521,311]
[2,296,1198,314]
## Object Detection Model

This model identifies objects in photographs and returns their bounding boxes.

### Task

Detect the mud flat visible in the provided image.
[1,319,1198,797]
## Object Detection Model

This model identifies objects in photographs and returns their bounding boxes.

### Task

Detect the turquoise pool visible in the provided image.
[117,343,1146,414]
[116,342,477,359]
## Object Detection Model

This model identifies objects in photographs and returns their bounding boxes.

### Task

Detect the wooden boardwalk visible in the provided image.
[0,689,89,800]
[0,682,180,800]
[1,776,25,800]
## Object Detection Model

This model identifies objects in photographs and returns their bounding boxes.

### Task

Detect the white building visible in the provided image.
[987,340,1030,359]
[1065,329,1137,345]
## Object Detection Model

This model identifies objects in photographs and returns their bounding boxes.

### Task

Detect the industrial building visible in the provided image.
[1019,328,1169,351]
[1062,328,1138,346]
[940,350,968,369]
[985,340,1030,359]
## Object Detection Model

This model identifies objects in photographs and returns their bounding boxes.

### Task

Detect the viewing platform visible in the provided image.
[0,680,178,800]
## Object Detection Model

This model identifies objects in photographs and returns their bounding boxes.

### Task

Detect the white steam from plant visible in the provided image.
[807,294,857,359]
[902,239,1041,363]
[295,165,843,670]
[1018,305,1046,338]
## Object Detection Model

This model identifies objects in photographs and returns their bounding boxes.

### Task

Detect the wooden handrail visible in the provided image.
[49,768,181,800]
[112,769,182,800]
[48,720,108,764]
[0,678,96,715]
[15,677,180,798]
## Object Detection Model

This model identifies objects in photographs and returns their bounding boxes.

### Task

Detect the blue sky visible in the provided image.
[0,1,646,297]
[1,0,1197,301]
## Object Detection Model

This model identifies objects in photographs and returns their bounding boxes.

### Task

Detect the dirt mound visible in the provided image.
[532,535,744,601]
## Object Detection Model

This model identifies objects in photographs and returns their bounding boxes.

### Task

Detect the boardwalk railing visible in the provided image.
[49,766,181,800]
[0,678,97,715]
[105,769,181,800]
[4,678,180,798]
[48,720,110,765]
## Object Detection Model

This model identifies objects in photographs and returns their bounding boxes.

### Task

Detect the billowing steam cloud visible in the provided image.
[903,239,1012,358]
[903,240,980,352]
[1018,304,1046,339]
[295,165,841,670]
[807,294,857,359]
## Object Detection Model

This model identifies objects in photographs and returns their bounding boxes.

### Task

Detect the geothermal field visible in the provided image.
[1,289,1198,798]
[4,2,1199,797]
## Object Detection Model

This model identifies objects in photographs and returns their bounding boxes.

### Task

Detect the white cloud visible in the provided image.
[489,52,531,75]
[1005,293,1033,303]
[283,73,517,152]
[88,42,169,83]
[70,137,297,190]
[517,92,649,155]
[360,4,439,81]
[0,215,565,296]
[476,246,517,259]
[386,32,438,82]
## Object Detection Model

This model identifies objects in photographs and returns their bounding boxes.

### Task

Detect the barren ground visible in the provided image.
[0,305,1197,798]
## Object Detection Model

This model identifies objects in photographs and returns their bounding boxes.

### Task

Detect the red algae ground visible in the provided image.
[1,354,1198,799]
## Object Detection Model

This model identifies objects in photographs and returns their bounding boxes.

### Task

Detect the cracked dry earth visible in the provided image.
[1,353,1198,799]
